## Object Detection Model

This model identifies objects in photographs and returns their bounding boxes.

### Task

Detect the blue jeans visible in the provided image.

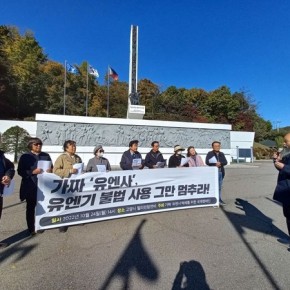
[218,171,223,201]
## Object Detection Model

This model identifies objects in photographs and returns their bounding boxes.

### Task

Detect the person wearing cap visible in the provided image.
[18,137,53,235]
[86,145,111,172]
[144,141,166,169]
[168,145,188,168]
[120,140,144,170]
[205,141,228,206]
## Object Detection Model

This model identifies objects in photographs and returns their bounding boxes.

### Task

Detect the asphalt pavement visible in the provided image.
[1,161,290,290]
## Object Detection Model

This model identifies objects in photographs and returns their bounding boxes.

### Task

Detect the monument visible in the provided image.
[127,25,145,119]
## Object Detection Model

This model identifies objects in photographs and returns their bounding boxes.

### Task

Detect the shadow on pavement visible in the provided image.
[265,197,283,207]
[233,198,288,240]
[3,201,24,210]
[0,229,31,246]
[0,231,37,264]
[172,260,210,290]
[222,198,286,290]
[100,219,159,290]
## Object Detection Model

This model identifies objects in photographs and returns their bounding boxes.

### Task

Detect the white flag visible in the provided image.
[88,65,99,78]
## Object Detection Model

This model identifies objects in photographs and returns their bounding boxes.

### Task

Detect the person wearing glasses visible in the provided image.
[86,145,111,172]
[18,137,52,235]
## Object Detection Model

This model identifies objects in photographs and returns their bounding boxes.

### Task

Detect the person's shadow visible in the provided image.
[100,219,159,290]
[172,260,210,290]
[229,198,289,240]
[220,198,287,290]
[0,230,37,264]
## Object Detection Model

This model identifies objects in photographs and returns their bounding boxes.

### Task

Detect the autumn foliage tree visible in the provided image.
[0,25,274,142]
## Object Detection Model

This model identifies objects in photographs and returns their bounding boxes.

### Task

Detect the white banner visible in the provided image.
[35,167,218,230]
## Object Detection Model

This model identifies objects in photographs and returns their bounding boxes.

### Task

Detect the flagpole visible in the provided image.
[64,60,67,115]
[86,62,89,117]
[107,66,110,117]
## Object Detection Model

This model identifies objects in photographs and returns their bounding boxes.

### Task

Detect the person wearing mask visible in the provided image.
[168,145,188,168]
[273,132,290,249]
[86,145,111,172]
[53,140,82,233]
[0,150,15,248]
[205,141,228,206]
[18,138,52,235]
[144,141,166,169]
[120,140,143,170]
[187,146,205,167]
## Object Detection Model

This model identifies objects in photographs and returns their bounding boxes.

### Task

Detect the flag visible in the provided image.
[88,65,99,78]
[109,67,118,81]
[66,63,78,74]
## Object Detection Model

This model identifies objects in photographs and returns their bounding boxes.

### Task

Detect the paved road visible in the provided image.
[1,161,290,290]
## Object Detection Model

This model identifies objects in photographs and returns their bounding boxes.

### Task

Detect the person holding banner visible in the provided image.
[86,145,111,172]
[120,140,144,170]
[205,141,228,206]
[0,150,15,248]
[187,146,205,167]
[53,140,83,178]
[144,141,166,169]
[53,140,83,233]
[168,145,188,168]
[18,138,52,235]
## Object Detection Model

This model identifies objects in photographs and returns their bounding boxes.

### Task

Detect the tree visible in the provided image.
[1,26,47,118]
[108,81,128,118]
[138,79,160,118]
[275,136,284,148]
[202,86,240,124]
[41,61,65,114]
[0,126,30,162]
[253,116,272,142]
[0,25,17,118]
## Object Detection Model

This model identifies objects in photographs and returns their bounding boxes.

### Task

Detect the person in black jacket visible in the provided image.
[0,150,15,248]
[18,138,52,235]
[273,133,290,248]
[120,140,144,170]
[144,141,166,169]
[168,145,188,168]
[205,141,228,206]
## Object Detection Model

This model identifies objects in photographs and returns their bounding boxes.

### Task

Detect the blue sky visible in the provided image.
[2,0,290,128]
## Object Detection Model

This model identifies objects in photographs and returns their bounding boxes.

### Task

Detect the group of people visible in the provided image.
[2,132,290,252]
[0,133,290,249]
[17,138,111,235]
[120,139,227,205]
[0,137,228,246]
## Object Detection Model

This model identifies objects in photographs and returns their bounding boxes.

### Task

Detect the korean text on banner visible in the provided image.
[35,167,218,231]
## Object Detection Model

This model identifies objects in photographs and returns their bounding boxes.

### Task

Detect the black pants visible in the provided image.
[0,196,3,219]
[282,204,290,236]
[26,194,37,233]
